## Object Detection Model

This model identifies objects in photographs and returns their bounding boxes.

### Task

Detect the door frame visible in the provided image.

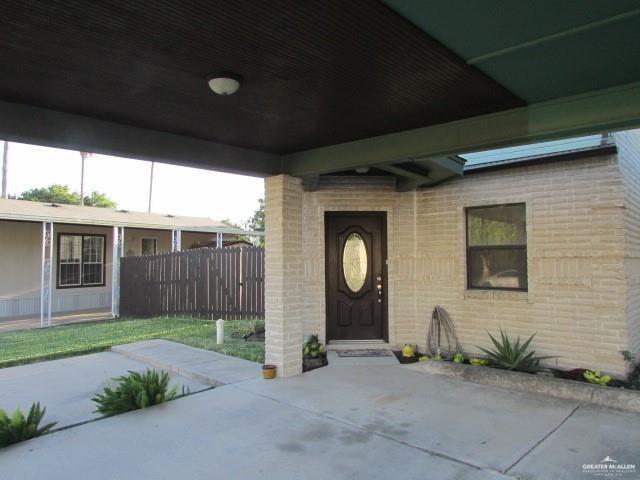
[324,211,388,342]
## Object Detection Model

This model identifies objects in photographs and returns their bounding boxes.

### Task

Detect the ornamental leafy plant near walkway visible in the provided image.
[0,402,57,447]
[0,317,265,368]
[92,369,179,416]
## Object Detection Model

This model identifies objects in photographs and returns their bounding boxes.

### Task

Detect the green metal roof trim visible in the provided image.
[461,135,604,165]
[381,0,640,103]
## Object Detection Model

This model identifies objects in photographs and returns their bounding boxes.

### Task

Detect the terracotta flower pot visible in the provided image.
[262,364,277,379]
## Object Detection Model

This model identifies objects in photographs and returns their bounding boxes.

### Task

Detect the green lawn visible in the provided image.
[0,317,264,369]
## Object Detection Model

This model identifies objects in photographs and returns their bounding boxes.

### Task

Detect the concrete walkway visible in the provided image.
[112,339,262,386]
[2,345,639,479]
[0,351,208,428]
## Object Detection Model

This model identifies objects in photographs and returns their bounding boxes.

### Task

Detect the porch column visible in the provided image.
[264,174,304,377]
[111,226,124,318]
[216,231,223,248]
[172,229,182,251]
[40,221,53,327]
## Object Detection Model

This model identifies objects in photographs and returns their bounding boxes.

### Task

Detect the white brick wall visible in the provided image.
[416,154,628,375]
[264,175,304,377]
[266,143,638,377]
[615,130,640,367]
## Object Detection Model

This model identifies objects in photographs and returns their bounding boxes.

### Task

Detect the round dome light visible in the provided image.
[207,74,242,96]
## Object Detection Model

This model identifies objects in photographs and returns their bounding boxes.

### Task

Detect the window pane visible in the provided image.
[467,204,526,246]
[82,263,103,285]
[468,249,527,290]
[82,236,104,285]
[342,233,367,292]
[141,238,157,255]
[83,236,103,262]
[60,263,81,286]
[59,235,82,286]
[60,235,82,262]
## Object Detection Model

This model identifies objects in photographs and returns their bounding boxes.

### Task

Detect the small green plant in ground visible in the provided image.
[478,330,554,373]
[302,335,324,358]
[583,370,612,386]
[469,357,488,366]
[452,352,464,364]
[621,350,640,390]
[92,369,180,416]
[621,350,636,364]
[0,402,57,447]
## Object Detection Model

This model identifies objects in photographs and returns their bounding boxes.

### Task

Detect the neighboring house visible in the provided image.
[266,130,640,377]
[0,201,258,320]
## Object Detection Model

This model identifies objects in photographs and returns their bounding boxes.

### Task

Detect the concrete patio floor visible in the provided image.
[2,343,639,480]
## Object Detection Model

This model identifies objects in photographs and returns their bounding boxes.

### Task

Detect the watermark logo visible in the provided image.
[583,456,636,477]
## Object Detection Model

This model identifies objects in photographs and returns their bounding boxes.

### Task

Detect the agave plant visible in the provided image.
[92,369,179,416]
[0,402,57,447]
[478,330,554,373]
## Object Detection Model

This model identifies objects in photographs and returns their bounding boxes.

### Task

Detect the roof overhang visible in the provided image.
[0,2,638,189]
[0,211,263,236]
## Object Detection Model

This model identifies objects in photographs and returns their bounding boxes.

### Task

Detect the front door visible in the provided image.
[325,212,387,341]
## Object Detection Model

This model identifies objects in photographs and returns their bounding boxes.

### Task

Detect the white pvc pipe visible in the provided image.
[216,318,224,345]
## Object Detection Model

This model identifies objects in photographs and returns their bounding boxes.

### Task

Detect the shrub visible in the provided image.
[452,352,464,364]
[302,335,324,358]
[583,370,612,386]
[0,402,57,447]
[478,330,554,373]
[92,369,180,416]
[469,357,488,366]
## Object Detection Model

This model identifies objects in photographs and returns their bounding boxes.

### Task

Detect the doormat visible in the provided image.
[335,349,393,357]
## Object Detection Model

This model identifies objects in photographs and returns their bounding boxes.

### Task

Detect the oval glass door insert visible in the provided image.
[343,233,367,292]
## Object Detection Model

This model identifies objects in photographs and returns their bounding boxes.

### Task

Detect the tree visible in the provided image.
[83,191,117,208]
[244,198,265,247]
[19,184,79,204]
[245,198,264,232]
[18,184,117,208]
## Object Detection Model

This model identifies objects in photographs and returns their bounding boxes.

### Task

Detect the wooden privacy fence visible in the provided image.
[120,246,264,319]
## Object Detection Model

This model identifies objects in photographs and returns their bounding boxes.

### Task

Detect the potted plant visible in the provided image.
[302,335,327,372]
[262,364,277,379]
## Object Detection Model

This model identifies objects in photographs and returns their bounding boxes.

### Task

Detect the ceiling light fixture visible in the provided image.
[207,73,242,96]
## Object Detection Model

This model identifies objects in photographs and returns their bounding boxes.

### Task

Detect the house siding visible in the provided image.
[615,130,640,366]
[0,223,222,319]
[0,221,113,318]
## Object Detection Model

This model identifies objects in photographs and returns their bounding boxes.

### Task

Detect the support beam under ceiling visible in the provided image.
[282,82,640,176]
[0,100,280,177]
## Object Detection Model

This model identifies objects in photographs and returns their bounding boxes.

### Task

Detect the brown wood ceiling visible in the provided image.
[0,1,524,154]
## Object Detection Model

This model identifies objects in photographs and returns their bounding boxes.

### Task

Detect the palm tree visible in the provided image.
[1,141,8,199]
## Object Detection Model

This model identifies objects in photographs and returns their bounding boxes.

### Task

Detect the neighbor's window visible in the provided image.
[466,204,527,291]
[141,237,157,256]
[58,234,105,288]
